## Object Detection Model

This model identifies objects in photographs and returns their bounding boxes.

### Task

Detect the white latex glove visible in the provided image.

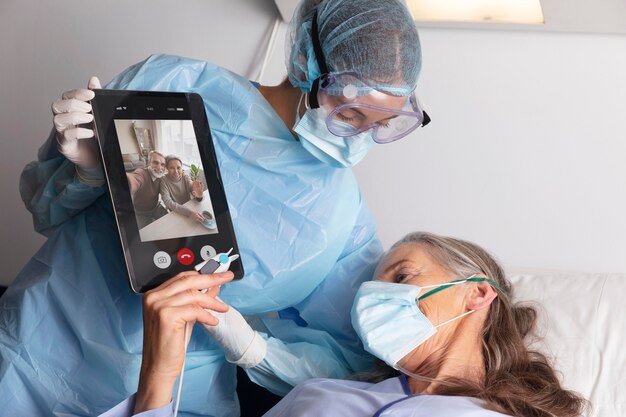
[202,302,267,368]
[51,76,104,186]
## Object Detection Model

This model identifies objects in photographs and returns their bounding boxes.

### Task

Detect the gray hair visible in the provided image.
[148,150,165,162]
[390,231,511,297]
[165,155,182,167]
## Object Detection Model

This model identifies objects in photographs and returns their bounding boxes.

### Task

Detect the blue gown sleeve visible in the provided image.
[20,129,106,235]
[244,200,383,396]
[98,394,173,417]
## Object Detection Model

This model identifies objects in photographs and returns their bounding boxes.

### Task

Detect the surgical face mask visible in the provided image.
[294,94,376,168]
[351,277,493,370]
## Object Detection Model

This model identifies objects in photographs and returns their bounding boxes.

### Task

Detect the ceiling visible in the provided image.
[273,0,626,35]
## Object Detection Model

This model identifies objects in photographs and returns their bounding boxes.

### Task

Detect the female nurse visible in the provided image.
[2,0,430,416]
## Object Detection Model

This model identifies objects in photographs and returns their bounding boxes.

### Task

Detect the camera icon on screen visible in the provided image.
[153,251,171,269]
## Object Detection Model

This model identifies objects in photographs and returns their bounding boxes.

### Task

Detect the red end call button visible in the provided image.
[177,248,195,266]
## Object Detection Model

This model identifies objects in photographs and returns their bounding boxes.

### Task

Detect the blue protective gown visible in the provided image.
[0,55,383,417]
[101,376,512,417]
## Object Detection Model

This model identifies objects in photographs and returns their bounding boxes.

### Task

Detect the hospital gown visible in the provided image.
[101,376,512,417]
[0,54,383,417]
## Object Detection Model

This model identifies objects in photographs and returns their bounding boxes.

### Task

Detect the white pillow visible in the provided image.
[506,268,625,417]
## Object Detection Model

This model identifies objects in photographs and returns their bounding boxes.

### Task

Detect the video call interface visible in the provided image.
[113,119,219,243]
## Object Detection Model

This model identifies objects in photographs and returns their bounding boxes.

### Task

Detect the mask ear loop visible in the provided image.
[395,306,473,389]
[433,309,475,329]
[294,92,307,127]
[396,274,480,389]
[293,92,311,144]
[396,310,474,388]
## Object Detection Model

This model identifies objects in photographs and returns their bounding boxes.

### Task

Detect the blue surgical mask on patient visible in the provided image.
[293,94,376,168]
[350,278,483,369]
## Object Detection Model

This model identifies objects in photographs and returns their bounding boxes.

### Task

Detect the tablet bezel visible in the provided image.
[91,89,243,293]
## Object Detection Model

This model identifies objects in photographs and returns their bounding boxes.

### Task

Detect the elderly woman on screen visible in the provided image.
[102,232,588,417]
[159,155,205,222]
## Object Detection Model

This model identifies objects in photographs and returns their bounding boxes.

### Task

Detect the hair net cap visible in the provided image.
[286,0,422,96]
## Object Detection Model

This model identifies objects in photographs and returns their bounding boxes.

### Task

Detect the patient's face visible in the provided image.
[167,160,183,180]
[375,244,463,321]
[374,244,471,367]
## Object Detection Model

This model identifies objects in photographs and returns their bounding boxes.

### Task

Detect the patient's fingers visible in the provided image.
[147,270,200,293]
[206,285,221,298]
[172,304,221,327]
[164,269,199,282]
[153,286,229,313]
[167,270,234,294]
[144,271,234,304]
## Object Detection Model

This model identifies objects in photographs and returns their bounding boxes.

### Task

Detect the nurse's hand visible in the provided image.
[202,300,267,368]
[135,270,234,414]
[51,77,105,185]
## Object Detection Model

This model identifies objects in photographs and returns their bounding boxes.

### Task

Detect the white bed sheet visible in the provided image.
[507,268,625,417]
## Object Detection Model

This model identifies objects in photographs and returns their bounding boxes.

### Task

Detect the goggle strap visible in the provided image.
[309,78,321,109]
[311,10,329,76]
[417,277,508,301]
[308,9,328,110]
[422,110,431,127]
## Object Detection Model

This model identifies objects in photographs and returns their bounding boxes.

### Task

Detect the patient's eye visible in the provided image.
[395,271,417,284]
[395,273,409,282]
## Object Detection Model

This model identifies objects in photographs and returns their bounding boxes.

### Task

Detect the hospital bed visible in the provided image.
[0,269,620,417]
[234,269,624,417]
[508,268,624,417]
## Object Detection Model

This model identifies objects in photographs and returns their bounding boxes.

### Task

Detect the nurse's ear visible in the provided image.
[466,280,498,311]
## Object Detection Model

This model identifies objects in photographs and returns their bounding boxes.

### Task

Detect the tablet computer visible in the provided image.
[91,89,243,293]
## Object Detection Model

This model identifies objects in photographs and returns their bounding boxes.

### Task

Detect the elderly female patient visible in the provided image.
[159,155,206,223]
[102,232,588,417]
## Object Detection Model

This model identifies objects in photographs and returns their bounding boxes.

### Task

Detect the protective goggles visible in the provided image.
[310,73,431,144]
[307,9,431,144]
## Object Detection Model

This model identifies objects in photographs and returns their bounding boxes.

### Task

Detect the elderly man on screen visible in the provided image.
[127,150,168,228]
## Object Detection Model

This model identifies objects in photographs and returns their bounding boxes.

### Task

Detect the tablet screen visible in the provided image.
[113,119,219,242]
[92,90,243,292]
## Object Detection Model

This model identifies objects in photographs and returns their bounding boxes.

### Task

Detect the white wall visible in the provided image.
[354,28,626,273]
[1,0,625,287]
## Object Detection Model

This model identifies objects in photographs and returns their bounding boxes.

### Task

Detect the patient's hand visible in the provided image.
[135,270,234,414]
